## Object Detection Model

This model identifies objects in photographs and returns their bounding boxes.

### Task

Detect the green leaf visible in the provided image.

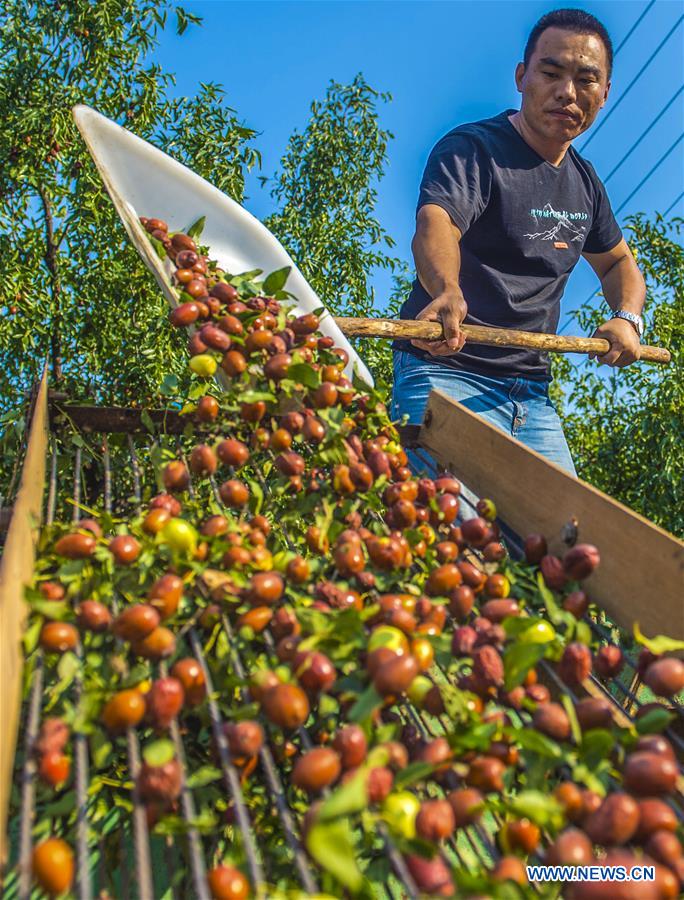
[186,766,221,789]
[262,266,291,294]
[41,790,77,819]
[140,408,155,434]
[29,599,71,620]
[143,739,176,767]
[561,694,582,745]
[633,622,684,655]
[90,729,113,770]
[579,729,615,767]
[451,722,497,753]
[148,234,167,258]
[348,685,382,723]
[306,818,363,892]
[503,642,547,690]
[287,363,321,390]
[516,729,562,759]
[248,478,264,516]
[233,269,263,282]
[572,762,609,796]
[57,651,80,682]
[509,790,564,829]
[22,617,42,655]
[318,768,368,821]
[440,683,479,724]
[573,620,593,646]
[238,390,276,403]
[635,707,674,734]
[186,216,206,239]
[536,573,572,627]
[159,374,179,397]
[394,762,435,790]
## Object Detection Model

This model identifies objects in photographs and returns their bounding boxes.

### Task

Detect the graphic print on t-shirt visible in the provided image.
[524,202,588,245]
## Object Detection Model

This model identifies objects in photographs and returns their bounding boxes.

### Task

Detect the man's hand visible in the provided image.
[589,317,641,367]
[411,290,468,356]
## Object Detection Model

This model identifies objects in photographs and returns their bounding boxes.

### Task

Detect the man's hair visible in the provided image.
[524,8,614,78]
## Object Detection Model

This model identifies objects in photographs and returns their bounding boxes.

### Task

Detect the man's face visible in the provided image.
[515,27,611,143]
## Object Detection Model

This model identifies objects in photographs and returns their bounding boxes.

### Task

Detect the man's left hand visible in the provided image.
[589,317,641,367]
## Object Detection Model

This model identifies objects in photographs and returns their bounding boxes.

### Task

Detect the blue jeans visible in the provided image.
[390,350,577,476]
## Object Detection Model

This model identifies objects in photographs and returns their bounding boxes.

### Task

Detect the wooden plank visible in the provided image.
[334,317,671,365]
[0,368,49,863]
[418,389,684,640]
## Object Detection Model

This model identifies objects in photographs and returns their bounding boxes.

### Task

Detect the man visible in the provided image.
[391,8,646,476]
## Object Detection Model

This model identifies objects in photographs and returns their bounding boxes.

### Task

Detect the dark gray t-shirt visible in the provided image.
[394,109,622,380]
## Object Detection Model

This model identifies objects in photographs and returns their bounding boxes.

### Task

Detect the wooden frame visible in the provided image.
[0,369,49,863]
[419,389,684,641]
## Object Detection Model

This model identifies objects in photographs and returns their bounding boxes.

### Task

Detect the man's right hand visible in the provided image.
[410,290,468,356]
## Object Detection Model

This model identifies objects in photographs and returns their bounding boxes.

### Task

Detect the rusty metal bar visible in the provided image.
[50,403,191,435]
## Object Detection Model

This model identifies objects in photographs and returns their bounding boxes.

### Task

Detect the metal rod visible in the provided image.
[167,712,211,900]
[243,478,419,898]
[104,445,157,898]
[127,435,143,510]
[180,462,267,893]
[70,447,92,900]
[126,731,155,900]
[102,436,112,514]
[195,622,316,894]
[17,657,44,900]
[185,631,267,893]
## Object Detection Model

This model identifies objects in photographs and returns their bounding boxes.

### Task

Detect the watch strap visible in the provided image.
[612,310,644,339]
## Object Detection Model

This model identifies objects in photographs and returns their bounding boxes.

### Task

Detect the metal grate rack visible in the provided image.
[2,396,683,899]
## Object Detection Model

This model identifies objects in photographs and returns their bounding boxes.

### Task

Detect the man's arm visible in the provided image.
[410,204,468,356]
[582,238,646,367]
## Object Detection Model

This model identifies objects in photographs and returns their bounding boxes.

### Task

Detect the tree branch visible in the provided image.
[37,183,63,382]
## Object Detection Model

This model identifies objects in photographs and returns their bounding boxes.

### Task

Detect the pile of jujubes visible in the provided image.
[22,218,683,900]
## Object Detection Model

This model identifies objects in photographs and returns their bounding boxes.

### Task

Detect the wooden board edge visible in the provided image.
[0,367,49,865]
[418,388,684,639]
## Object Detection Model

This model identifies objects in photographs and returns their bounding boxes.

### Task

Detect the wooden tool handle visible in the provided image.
[334,317,671,365]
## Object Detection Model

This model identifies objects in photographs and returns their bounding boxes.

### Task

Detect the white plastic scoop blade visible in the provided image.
[72,104,373,386]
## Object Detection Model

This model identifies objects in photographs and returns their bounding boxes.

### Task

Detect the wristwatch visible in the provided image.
[611,309,644,339]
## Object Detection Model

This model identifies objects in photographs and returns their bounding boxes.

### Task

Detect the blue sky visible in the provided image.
[155,0,684,332]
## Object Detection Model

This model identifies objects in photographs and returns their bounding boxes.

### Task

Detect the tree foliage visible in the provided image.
[263,74,406,387]
[553,214,683,537]
[0,0,260,488]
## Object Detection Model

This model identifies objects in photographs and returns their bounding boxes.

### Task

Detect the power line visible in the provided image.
[547,6,679,340]
[603,85,684,184]
[559,135,684,335]
[614,133,683,215]
[579,14,683,154]
[613,0,656,55]
[664,191,684,217]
